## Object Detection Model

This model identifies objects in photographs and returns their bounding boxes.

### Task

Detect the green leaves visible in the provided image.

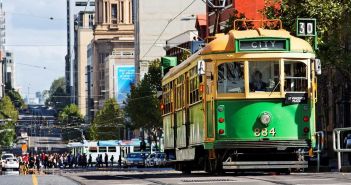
[59,104,84,142]
[263,0,351,78]
[45,77,70,110]
[0,96,18,147]
[90,98,123,140]
[124,60,162,131]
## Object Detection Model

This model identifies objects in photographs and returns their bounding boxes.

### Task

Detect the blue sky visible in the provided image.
[4,0,66,98]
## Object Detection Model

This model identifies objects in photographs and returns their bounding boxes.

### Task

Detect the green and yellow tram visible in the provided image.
[162,21,320,173]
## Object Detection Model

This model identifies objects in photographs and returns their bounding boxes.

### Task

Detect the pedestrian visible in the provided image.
[110,155,114,167]
[35,155,40,171]
[118,155,122,168]
[88,154,92,167]
[104,153,108,167]
[99,154,103,167]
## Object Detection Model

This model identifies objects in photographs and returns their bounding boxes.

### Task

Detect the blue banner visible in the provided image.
[116,66,135,104]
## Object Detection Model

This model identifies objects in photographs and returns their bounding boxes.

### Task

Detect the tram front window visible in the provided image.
[249,61,280,92]
[217,62,244,93]
[284,61,307,92]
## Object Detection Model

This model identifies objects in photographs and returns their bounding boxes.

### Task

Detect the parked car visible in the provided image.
[1,153,15,167]
[125,152,148,168]
[154,153,167,167]
[2,157,19,173]
[145,153,156,167]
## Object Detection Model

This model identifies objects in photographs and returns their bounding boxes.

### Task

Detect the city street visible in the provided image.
[1,168,351,185]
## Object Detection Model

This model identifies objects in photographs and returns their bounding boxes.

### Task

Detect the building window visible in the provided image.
[89,14,94,28]
[105,2,108,23]
[121,1,124,23]
[111,4,118,24]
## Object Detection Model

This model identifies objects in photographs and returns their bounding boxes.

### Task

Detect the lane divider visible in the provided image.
[32,174,38,185]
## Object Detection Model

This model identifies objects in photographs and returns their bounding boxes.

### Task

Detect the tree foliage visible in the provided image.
[58,104,84,142]
[0,96,18,147]
[90,98,123,140]
[262,0,351,77]
[124,60,162,147]
[5,88,26,109]
[45,77,70,110]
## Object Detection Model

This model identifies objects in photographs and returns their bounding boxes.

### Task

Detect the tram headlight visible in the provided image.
[260,112,271,126]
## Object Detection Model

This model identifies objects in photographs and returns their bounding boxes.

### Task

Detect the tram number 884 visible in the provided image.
[254,128,276,137]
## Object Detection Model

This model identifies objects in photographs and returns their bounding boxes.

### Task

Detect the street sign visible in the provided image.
[21,144,27,153]
[296,18,316,36]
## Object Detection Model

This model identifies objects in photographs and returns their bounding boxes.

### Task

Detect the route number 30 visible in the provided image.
[254,128,276,137]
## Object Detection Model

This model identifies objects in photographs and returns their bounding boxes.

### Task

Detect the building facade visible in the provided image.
[91,0,134,113]
[66,0,95,102]
[0,1,5,97]
[74,11,95,117]
[134,0,206,81]
[207,0,265,36]
[2,51,15,89]
[165,30,204,63]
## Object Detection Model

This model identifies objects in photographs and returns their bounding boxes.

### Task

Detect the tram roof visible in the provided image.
[201,28,314,55]
[162,28,314,83]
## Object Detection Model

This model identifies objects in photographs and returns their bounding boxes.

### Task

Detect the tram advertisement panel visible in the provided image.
[116,65,135,104]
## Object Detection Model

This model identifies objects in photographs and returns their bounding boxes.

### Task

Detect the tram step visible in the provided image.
[222,161,308,170]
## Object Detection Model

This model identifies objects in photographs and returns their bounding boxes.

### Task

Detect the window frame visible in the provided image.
[215,59,311,99]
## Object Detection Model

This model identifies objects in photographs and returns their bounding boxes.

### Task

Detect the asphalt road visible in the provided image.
[62,169,351,185]
[0,174,78,185]
[1,168,351,185]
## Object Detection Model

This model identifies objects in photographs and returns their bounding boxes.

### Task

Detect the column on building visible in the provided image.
[91,0,135,114]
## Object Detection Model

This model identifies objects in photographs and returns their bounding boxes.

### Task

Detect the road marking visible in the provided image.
[32,174,38,185]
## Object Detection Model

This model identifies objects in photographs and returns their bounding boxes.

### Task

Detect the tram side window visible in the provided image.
[175,75,184,109]
[249,61,280,92]
[162,83,173,114]
[189,67,201,104]
[99,147,107,153]
[284,61,307,92]
[108,147,116,152]
[217,62,244,93]
[89,147,97,153]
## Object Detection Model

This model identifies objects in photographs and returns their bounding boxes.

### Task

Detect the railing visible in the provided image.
[333,127,351,172]
[315,131,324,172]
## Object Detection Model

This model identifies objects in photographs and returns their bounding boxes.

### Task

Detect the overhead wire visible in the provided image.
[141,0,198,60]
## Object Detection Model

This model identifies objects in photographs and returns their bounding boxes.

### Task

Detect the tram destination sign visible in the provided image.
[284,93,308,105]
[236,38,290,52]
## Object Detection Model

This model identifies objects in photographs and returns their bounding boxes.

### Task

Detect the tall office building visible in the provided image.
[74,11,95,117]
[134,0,205,81]
[91,0,134,111]
[0,1,5,97]
[66,0,95,103]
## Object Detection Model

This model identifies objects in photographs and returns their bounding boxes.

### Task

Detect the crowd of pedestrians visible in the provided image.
[18,152,121,174]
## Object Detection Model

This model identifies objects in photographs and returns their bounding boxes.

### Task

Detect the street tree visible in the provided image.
[0,96,18,148]
[90,98,123,140]
[58,104,84,142]
[5,88,26,110]
[45,77,70,111]
[262,0,351,130]
[124,60,162,149]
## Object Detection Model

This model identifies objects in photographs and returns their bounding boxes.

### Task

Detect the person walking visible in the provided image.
[110,155,114,167]
[88,154,92,167]
[104,153,108,167]
[118,155,122,168]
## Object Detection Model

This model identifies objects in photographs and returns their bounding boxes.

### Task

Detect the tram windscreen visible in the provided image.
[249,61,280,92]
[284,61,307,92]
[217,62,244,93]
